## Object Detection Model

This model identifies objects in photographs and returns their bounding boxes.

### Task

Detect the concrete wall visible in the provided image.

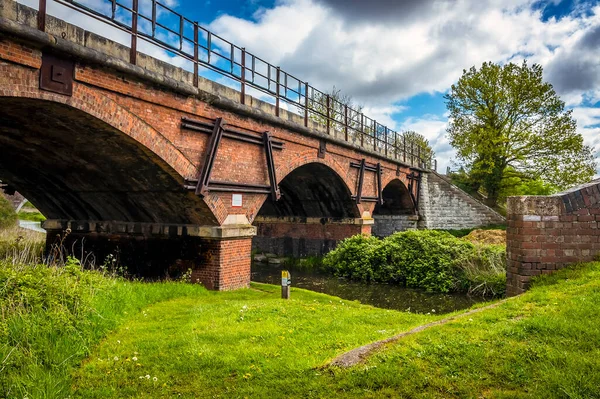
[419,172,505,230]
[506,180,600,296]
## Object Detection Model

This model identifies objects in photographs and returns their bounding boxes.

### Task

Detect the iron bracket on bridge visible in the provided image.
[407,171,421,214]
[350,159,383,205]
[182,117,282,198]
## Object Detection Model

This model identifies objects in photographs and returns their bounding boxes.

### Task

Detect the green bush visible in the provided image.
[323,230,507,295]
[383,230,475,292]
[323,235,387,282]
[0,195,17,229]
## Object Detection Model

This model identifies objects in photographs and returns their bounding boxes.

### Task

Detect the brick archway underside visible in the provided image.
[373,178,415,215]
[257,162,360,218]
[0,98,216,224]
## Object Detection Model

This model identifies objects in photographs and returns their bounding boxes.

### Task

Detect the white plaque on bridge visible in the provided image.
[232,194,243,207]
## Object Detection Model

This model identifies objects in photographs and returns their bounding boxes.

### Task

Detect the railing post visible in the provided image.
[360,113,364,148]
[151,0,156,36]
[304,82,309,127]
[240,48,246,104]
[373,120,377,151]
[179,15,184,50]
[394,132,398,159]
[344,104,348,141]
[384,127,388,157]
[326,94,331,135]
[37,0,46,32]
[130,0,139,65]
[418,145,421,167]
[403,135,406,163]
[112,0,117,20]
[275,67,280,117]
[193,23,199,88]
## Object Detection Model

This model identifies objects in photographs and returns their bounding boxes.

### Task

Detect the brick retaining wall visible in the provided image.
[506,180,600,296]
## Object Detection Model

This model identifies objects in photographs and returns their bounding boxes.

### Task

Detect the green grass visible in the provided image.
[3,219,600,399]
[0,195,17,229]
[17,209,46,222]
[73,263,600,398]
[0,259,439,398]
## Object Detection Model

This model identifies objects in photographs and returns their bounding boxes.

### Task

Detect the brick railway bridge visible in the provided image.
[0,0,503,289]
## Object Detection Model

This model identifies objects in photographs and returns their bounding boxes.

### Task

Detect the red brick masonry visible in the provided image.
[506,180,600,296]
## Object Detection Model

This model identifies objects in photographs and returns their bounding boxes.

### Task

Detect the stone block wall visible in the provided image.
[506,180,600,296]
[419,172,505,230]
[372,215,418,237]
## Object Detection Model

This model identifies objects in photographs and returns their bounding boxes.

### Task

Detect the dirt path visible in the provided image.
[328,297,516,368]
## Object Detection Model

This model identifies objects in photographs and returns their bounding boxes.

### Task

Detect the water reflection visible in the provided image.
[252,263,486,314]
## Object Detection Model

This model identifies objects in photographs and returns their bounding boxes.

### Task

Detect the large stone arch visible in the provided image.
[0,77,218,224]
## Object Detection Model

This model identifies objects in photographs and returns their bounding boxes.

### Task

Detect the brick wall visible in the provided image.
[506,180,600,296]
[419,172,505,230]
[252,220,368,257]
[191,238,252,290]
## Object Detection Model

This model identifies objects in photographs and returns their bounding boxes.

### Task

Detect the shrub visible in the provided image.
[323,230,507,296]
[383,230,475,292]
[0,195,17,229]
[322,235,387,282]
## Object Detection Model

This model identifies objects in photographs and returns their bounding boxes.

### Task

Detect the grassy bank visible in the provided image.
[74,262,600,398]
[0,259,439,398]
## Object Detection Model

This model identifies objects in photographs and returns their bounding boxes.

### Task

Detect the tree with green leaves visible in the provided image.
[402,131,436,168]
[445,61,596,207]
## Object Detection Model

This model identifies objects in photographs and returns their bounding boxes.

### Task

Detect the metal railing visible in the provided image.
[36,0,435,169]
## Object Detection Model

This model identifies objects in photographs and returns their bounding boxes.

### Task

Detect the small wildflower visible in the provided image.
[153,377,158,382]
[117,340,121,344]
[132,356,138,361]
[114,356,119,361]
[145,375,151,379]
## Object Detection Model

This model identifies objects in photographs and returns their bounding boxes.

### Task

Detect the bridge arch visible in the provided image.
[0,82,217,225]
[372,178,418,237]
[260,158,360,219]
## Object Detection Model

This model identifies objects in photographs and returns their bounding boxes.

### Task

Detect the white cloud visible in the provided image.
[209,0,600,170]
[17,0,599,172]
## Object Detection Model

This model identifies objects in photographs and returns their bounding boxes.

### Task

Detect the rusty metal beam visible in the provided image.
[355,158,366,204]
[263,131,281,201]
[195,117,224,196]
[376,162,383,205]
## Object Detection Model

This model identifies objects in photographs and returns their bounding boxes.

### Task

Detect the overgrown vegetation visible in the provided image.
[323,231,506,296]
[437,223,506,238]
[0,195,17,229]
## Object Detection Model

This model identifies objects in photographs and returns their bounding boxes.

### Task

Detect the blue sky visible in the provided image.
[29,0,600,173]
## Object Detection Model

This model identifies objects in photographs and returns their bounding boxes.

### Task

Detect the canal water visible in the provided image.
[252,262,487,314]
